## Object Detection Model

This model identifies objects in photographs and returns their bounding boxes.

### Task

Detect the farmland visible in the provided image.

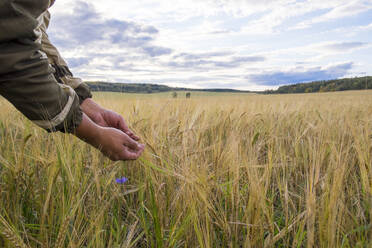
[0,90,371,247]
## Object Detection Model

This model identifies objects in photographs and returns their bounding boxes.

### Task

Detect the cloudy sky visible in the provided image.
[48,0,372,91]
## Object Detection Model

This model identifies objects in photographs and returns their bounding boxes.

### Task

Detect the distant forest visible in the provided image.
[263,76,372,94]
[86,76,372,94]
[86,81,249,94]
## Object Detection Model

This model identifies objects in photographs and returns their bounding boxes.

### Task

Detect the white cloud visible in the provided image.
[360,22,372,30]
[47,0,372,90]
[247,62,354,86]
[293,0,372,29]
[320,42,370,52]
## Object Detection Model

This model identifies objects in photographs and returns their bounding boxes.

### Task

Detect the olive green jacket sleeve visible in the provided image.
[0,0,83,133]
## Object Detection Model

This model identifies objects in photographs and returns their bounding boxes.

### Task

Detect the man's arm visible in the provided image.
[0,38,82,133]
[0,41,144,160]
[39,10,139,140]
[0,2,144,160]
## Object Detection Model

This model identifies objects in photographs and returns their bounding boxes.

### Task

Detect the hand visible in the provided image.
[96,127,145,161]
[98,109,140,141]
[80,98,140,141]
[75,113,145,161]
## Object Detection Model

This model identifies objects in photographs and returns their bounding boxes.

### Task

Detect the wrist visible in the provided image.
[81,98,105,122]
[75,113,102,147]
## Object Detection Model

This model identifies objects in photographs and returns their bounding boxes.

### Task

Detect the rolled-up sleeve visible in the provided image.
[0,0,82,133]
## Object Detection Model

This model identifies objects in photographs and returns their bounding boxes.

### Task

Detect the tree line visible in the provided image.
[263,76,372,94]
[86,76,372,95]
[85,81,250,94]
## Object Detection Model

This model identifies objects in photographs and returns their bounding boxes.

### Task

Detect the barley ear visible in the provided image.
[54,216,71,248]
[0,215,29,248]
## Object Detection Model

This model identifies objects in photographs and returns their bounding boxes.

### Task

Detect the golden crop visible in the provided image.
[0,90,371,247]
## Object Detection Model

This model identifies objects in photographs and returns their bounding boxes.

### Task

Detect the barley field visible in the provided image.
[0,90,371,247]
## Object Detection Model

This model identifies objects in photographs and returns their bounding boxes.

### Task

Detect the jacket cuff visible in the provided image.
[51,94,83,133]
[74,82,93,104]
[33,85,83,133]
[51,64,92,104]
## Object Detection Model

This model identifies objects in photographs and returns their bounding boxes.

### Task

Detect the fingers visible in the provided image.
[117,116,130,132]
[124,135,142,151]
[121,146,145,160]
[128,132,140,141]
[118,117,140,141]
[118,131,145,160]
[94,126,144,161]
[116,141,145,161]
[106,142,144,161]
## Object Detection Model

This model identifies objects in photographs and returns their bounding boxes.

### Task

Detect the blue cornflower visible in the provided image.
[116,177,128,184]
